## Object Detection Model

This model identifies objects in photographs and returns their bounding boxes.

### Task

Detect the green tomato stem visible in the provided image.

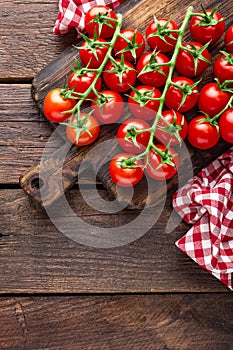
[67,13,123,121]
[147,6,194,148]
[209,95,233,123]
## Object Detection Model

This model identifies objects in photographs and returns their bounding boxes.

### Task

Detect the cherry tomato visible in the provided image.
[155,110,188,146]
[225,25,233,53]
[79,37,108,69]
[66,113,100,146]
[165,76,199,112]
[68,71,102,100]
[187,116,220,150]
[128,85,162,121]
[219,108,233,143]
[117,119,151,154]
[146,17,179,52]
[136,52,170,87]
[175,41,210,77]
[145,145,179,180]
[43,88,76,123]
[103,59,136,93]
[213,53,233,88]
[84,5,117,39]
[91,90,124,124]
[114,28,145,61]
[198,82,231,117]
[109,153,144,187]
[190,9,225,44]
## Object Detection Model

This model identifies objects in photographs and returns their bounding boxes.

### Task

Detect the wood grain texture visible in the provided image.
[0,0,141,80]
[1,0,233,345]
[0,189,228,293]
[0,294,232,350]
[0,1,76,80]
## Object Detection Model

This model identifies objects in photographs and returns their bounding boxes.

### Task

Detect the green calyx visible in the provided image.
[138,52,169,77]
[215,77,233,93]
[70,59,96,77]
[76,32,108,60]
[94,93,115,114]
[147,16,178,46]
[158,111,184,145]
[124,127,150,150]
[61,112,94,143]
[151,144,177,169]
[171,79,200,110]
[181,41,210,74]
[128,85,160,107]
[192,5,223,26]
[220,50,233,65]
[105,54,135,85]
[116,30,143,60]
[120,156,139,168]
[88,11,118,36]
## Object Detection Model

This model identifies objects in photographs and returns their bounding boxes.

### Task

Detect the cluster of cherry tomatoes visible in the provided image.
[43,5,233,187]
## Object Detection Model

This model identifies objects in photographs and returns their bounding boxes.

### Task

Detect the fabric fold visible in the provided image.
[54,0,124,35]
[173,147,233,290]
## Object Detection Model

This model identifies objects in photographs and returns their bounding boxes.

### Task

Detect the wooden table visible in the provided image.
[1,0,232,349]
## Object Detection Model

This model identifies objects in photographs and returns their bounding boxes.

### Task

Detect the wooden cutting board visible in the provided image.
[19,0,232,208]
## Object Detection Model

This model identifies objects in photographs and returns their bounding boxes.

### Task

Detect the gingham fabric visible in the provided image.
[173,147,233,290]
[54,0,124,35]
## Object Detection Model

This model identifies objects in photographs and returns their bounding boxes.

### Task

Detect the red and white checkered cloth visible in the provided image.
[54,0,124,35]
[173,147,233,290]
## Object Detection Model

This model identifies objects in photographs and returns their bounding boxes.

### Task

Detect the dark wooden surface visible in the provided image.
[0,0,232,349]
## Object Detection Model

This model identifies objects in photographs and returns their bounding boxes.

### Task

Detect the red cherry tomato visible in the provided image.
[175,41,210,77]
[225,25,233,53]
[136,52,170,87]
[128,85,162,121]
[103,59,136,93]
[79,37,108,69]
[145,145,179,180]
[66,113,100,146]
[155,110,188,146]
[91,90,124,124]
[187,116,220,150]
[189,9,225,44]
[84,5,117,39]
[68,71,101,100]
[109,153,144,187]
[198,82,231,117]
[114,28,145,61]
[43,88,76,123]
[213,53,233,88]
[117,118,151,154]
[165,76,199,112]
[219,108,233,143]
[146,17,179,52]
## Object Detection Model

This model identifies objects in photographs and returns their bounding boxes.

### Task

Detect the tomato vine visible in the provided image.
[43,4,233,187]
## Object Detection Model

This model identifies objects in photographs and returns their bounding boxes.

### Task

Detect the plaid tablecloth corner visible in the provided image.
[54,0,124,35]
[173,147,233,290]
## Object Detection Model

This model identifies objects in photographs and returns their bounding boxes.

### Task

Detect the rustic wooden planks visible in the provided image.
[1,0,233,347]
[0,1,76,80]
[0,294,232,349]
[0,0,142,80]
[0,189,228,293]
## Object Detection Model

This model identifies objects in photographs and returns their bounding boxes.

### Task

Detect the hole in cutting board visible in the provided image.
[31,177,44,190]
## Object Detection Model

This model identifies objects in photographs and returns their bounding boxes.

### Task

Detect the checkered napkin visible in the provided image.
[173,147,233,290]
[54,0,124,35]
